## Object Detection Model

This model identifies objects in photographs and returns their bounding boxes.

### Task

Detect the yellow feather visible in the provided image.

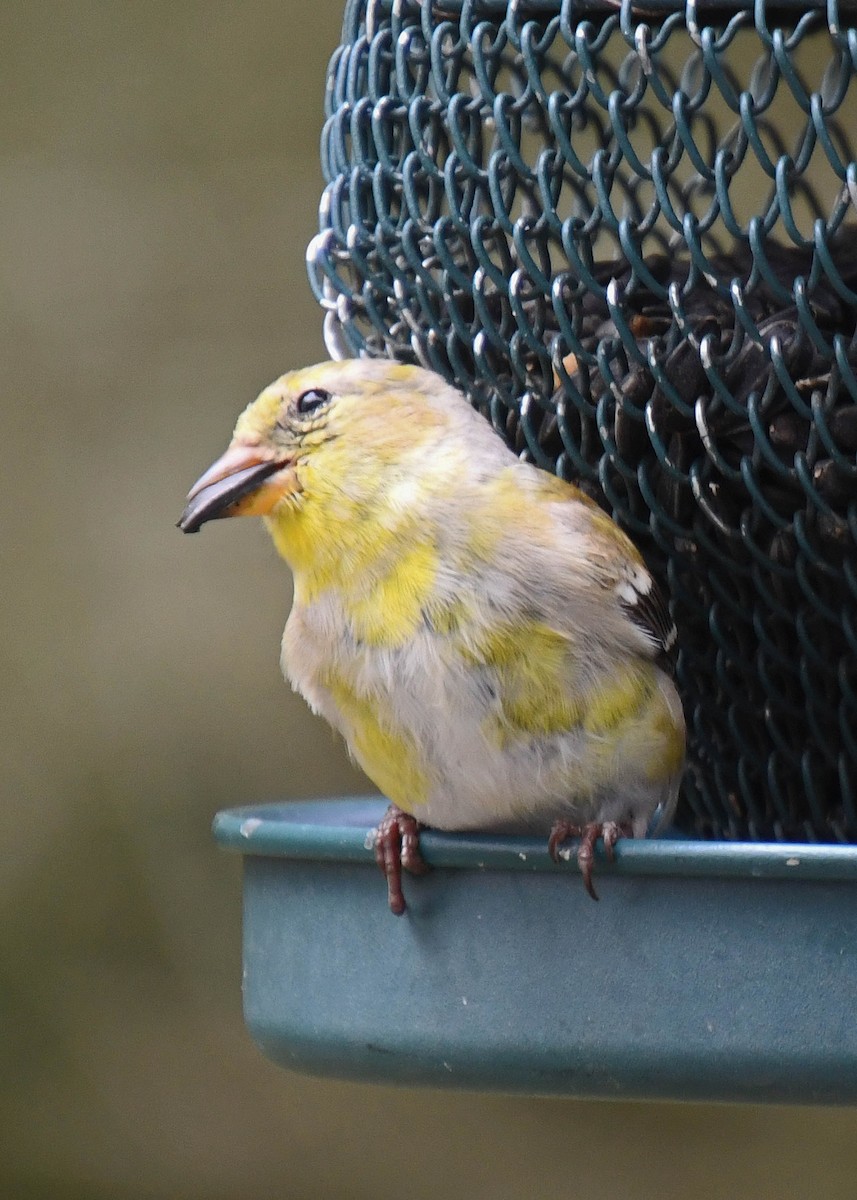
[584,669,653,734]
[646,703,687,781]
[348,540,438,646]
[324,676,429,808]
[463,621,584,740]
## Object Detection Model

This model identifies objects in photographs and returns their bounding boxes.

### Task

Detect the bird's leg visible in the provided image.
[547,820,631,901]
[372,805,429,916]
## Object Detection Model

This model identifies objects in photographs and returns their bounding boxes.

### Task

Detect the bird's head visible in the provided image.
[178,359,485,571]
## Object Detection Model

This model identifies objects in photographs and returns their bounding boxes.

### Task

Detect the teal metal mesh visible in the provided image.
[307,0,857,842]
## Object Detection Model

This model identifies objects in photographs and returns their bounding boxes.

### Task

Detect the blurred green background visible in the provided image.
[3,3,857,1197]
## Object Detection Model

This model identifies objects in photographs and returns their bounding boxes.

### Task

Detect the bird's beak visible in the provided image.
[178,441,290,533]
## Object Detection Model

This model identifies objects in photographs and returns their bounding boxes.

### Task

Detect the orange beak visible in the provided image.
[177,441,290,533]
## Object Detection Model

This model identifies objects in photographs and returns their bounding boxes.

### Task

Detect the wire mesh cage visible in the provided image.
[306,0,857,844]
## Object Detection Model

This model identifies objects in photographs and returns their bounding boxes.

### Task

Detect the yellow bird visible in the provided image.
[179,360,685,913]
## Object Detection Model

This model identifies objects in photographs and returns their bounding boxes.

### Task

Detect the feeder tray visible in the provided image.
[215,799,857,1103]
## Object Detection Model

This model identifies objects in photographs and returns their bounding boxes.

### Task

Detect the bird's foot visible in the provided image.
[372,805,430,916]
[547,820,631,901]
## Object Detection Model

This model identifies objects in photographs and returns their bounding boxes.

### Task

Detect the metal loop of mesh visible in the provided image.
[307,0,857,842]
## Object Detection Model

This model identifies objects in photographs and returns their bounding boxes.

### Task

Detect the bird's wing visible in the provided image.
[612,558,678,672]
[506,473,679,672]
[457,461,678,673]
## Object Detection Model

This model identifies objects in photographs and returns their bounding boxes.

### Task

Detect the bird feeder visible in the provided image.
[216,0,857,1101]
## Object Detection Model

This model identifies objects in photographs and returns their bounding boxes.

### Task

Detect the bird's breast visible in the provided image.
[280,585,684,833]
[280,589,524,822]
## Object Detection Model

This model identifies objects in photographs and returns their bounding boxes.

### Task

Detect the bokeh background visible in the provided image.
[3,3,857,1197]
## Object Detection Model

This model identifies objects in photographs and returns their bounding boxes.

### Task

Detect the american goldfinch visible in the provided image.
[179,360,685,913]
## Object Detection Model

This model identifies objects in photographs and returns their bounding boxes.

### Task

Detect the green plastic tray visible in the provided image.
[214,798,857,1103]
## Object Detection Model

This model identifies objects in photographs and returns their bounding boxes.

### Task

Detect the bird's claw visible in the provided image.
[548,820,630,900]
[372,805,429,915]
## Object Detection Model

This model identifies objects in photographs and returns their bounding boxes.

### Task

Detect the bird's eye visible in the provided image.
[295,388,332,415]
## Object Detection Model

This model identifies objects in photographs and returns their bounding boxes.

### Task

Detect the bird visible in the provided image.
[179,359,686,913]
